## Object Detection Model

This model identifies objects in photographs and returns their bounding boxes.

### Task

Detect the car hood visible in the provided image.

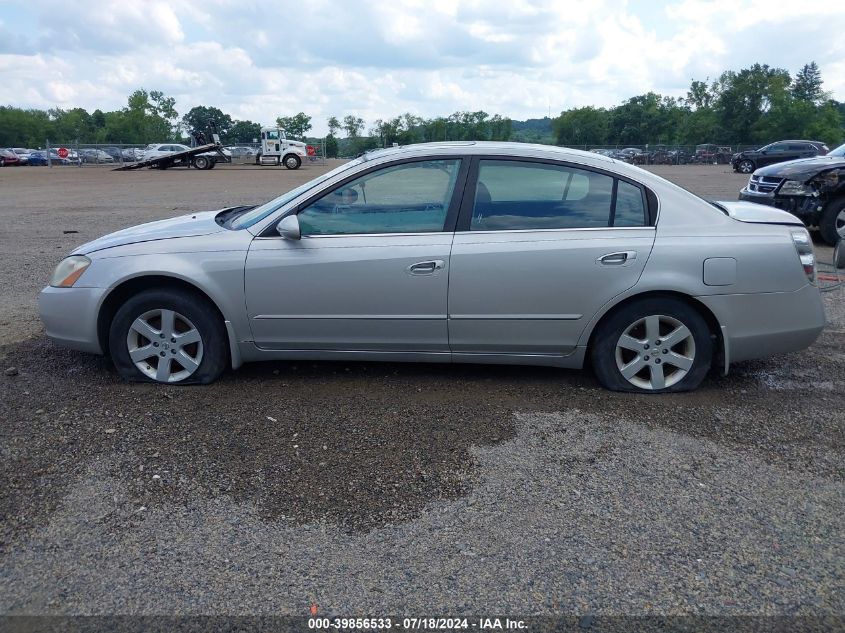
[75,210,225,254]
[716,200,804,225]
[754,156,845,180]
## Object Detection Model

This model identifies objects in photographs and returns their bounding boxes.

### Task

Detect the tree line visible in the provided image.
[1,62,842,153]
[553,62,844,147]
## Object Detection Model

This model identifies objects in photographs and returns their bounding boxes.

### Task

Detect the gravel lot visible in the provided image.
[0,162,843,619]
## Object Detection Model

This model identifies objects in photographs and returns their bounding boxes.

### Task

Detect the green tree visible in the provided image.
[607,93,680,144]
[324,134,339,158]
[802,101,843,145]
[120,88,179,142]
[713,64,791,142]
[183,106,233,138]
[226,120,261,144]
[276,112,312,140]
[342,115,365,138]
[792,62,825,104]
[49,107,95,142]
[553,106,609,145]
[489,114,512,141]
[327,116,341,137]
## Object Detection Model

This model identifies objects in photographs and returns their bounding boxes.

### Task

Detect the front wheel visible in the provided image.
[109,288,228,384]
[736,159,755,174]
[819,198,845,246]
[283,154,301,170]
[591,298,712,393]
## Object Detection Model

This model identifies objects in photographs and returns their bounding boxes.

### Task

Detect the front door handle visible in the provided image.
[597,251,637,266]
[407,260,445,275]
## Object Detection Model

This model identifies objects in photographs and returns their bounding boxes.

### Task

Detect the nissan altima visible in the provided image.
[39,142,826,392]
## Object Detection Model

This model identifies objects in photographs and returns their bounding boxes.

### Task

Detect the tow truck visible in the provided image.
[255,126,308,169]
[113,131,231,171]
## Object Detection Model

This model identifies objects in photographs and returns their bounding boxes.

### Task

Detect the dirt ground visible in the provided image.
[0,159,843,619]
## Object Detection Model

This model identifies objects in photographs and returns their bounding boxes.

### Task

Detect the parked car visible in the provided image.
[618,148,644,163]
[142,143,232,161]
[79,149,115,163]
[11,148,33,165]
[691,144,733,165]
[650,147,689,165]
[39,142,825,392]
[731,140,828,174]
[739,142,845,244]
[47,149,81,165]
[101,147,124,161]
[27,151,50,166]
[1,148,22,166]
[121,147,145,161]
[225,146,257,157]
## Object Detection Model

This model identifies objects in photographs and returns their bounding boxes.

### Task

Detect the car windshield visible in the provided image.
[828,143,845,157]
[230,157,367,229]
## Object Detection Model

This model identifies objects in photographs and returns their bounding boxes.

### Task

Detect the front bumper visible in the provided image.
[38,285,108,354]
[738,189,823,221]
[696,284,826,366]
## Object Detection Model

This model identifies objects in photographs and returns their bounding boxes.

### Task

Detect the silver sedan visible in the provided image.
[39,142,826,392]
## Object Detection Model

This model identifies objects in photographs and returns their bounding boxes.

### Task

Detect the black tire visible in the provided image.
[108,288,228,385]
[833,239,845,270]
[819,197,845,246]
[208,159,217,169]
[193,156,210,170]
[283,154,301,170]
[736,159,755,174]
[590,297,713,393]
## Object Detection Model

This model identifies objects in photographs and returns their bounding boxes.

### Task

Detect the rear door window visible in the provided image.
[469,160,647,230]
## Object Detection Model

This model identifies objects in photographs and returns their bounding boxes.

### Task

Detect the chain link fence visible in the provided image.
[33,139,328,168]
[564,144,763,166]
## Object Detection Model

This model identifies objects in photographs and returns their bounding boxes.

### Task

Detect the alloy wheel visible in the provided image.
[614,314,696,390]
[837,208,845,239]
[126,308,204,383]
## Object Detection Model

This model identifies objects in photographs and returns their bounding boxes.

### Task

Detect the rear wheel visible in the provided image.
[193,155,211,170]
[109,288,227,384]
[591,298,712,393]
[819,197,845,246]
[284,154,301,170]
[737,159,755,174]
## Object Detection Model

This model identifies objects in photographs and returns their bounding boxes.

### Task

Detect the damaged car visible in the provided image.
[739,142,845,244]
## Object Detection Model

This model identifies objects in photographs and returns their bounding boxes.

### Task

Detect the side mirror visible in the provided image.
[277,215,301,240]
[834,239,845,270]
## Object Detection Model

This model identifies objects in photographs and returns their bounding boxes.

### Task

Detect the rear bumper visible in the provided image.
[38,286,107,354]
[696,284,826,366]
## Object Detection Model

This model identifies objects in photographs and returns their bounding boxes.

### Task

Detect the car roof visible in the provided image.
[767,140,826,144]
[360,141,616,164]
[355,140,678,191]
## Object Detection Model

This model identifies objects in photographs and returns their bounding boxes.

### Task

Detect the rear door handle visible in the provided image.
[407,260,445,275]
[597,251,637,266]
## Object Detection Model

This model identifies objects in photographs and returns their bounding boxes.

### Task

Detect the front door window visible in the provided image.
[297,159,462,235]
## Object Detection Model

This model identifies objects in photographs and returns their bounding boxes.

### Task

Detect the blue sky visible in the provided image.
[0,0,843,135]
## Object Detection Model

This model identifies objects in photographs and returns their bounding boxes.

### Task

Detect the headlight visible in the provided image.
[778,180,814,196]
[49,255,91,287]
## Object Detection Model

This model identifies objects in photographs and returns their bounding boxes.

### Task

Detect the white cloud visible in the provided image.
[0,0,842,135]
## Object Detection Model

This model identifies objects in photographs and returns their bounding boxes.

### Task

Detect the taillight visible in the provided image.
[791,230,816,283]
